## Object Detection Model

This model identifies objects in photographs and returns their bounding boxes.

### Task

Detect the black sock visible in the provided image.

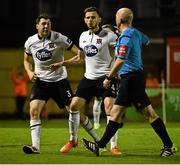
[97,120,120,148]
[151,117,173,148]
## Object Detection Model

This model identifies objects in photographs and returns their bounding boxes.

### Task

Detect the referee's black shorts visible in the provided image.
[115,71,151,110]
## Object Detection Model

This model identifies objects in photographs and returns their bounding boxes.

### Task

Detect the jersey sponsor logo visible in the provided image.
[84,45,98,57]
[118,45,128,56]
[36,49,52,61]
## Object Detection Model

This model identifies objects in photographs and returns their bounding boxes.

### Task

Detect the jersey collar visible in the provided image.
[89,27,102,35]
[38,32,51,40]
[94,27,102,35]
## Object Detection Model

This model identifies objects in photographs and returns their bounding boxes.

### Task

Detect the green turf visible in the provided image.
[0,119,179,164]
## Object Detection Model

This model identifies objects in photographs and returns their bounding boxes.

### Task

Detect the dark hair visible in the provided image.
[36,13,51,24]
[84,6,100,16]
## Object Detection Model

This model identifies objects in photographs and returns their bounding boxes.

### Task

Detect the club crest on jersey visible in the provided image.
[49,43,55,48]
[84,45,98,57]
[36,49,52,61]
[96,39,102,44]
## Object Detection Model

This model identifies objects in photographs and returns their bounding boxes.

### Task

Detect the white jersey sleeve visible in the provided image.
[53,31,73,50]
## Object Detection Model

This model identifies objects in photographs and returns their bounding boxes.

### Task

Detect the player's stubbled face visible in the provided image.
[36,18,51,38]
[84,11,100,30]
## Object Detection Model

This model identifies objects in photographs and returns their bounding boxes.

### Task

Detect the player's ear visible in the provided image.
[84,17,87,24]
[36,24,38,30]
[121,18,127,24]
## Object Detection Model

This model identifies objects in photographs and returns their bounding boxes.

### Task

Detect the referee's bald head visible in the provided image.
[116,8,133,26]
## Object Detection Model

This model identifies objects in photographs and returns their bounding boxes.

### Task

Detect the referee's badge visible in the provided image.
[119,45,128,56]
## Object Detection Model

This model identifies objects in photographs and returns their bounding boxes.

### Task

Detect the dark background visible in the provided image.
[1,0,180,79]
[1,0,180,47]
[0,0,180,116]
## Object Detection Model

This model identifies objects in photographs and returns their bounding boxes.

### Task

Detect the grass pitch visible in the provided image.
[0,119,179,164]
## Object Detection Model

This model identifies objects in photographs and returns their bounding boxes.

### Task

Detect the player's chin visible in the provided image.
[88,25,95,29]
[42,31,50,37]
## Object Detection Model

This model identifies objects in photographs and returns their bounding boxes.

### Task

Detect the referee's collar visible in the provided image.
[38,32,51,40]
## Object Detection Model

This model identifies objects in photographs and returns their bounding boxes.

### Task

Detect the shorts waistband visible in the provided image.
[120,70,142,78]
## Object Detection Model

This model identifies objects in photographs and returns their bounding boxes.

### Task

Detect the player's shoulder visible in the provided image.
[123,27,144,37]
[103,30,118,42]
[122,27,134,37]
[126,28,148,42]
[27,33,38,41]
[51,30,64,40]
[106,30,117,38]
[79,31,89,40]
[81,30,89,36]
[25,33,38,46]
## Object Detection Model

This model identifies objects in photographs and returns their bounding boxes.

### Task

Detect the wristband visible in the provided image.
[105,75,113,80]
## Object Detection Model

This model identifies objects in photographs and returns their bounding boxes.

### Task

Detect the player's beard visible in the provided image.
[41,29,50,38]
[88,23,98,31]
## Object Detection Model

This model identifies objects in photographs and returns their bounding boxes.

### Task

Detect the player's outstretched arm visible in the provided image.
[49,47,84,71]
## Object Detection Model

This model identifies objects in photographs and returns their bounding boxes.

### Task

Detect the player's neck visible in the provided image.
[38,32,51,40]
[89,26,99,33]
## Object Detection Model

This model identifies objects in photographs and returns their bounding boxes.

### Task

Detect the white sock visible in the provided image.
[69,110,80,142]
[30,119,41,150]
[82,116,100,141]
[93,98,101,124]
[107,116,118,149]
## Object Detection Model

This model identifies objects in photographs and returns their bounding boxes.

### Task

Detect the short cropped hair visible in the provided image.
[36,13,51,24]
[84,6,101,16]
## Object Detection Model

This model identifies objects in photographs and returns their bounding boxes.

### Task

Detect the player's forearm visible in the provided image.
[24,60,33,74]
[63,50,85,66]
[107,58,123,79]
[62,55,81,66]
[70,45,84,60]
[24,53,33,74]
